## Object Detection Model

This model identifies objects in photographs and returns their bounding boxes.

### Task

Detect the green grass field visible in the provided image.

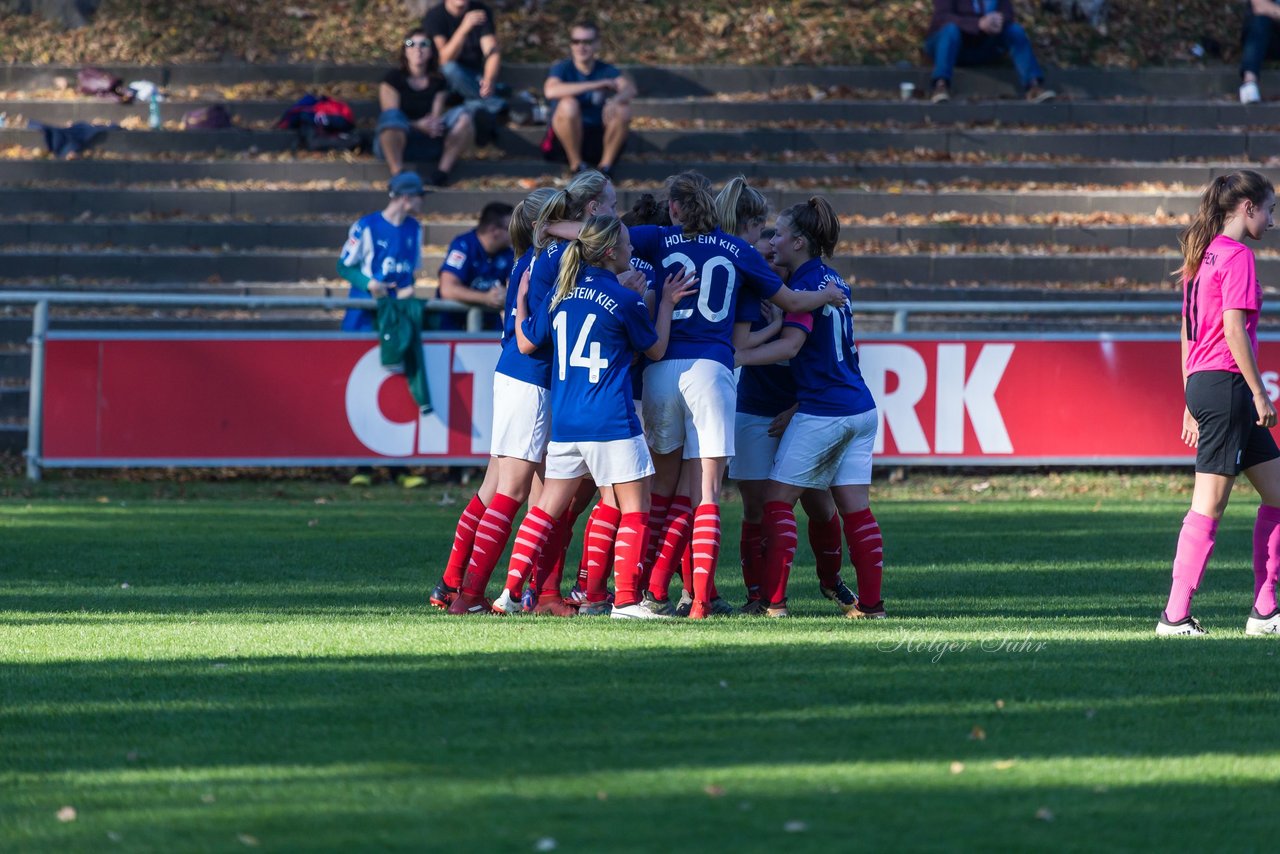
[3,473,1279,852]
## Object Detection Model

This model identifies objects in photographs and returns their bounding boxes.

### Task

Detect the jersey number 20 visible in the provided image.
[663,252,736,323]
[553,312,609,383]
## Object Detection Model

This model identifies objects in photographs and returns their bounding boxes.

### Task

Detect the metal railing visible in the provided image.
[0,290,1241,480]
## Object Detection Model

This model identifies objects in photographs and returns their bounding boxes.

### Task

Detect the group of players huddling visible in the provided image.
[428,169,886,619]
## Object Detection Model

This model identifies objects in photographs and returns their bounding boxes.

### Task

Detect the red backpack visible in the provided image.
[312,98,355,132]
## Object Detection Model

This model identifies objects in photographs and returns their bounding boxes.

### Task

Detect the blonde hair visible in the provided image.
[534,169,611,251]
[715,176,768,238]
[1178,170,1274,281]
[779,196,840,258]
[509,187,556,257]
[666,170,718,236]
[551,215,624,310]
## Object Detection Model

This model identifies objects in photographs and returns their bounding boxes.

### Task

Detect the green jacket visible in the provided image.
[376,297,433,414]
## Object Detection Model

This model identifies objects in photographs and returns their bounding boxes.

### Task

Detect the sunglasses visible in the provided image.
[404,39,431,48]
[570,38,597,46]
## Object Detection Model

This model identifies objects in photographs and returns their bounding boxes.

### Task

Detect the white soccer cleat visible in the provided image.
[1245,609,1280,636]
[611,602,672,620]
[491,588,522,615]
[1156,614,1207,636]
[1241,81,1262,104]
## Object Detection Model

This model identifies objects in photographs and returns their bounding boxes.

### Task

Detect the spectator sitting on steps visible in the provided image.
[924,0,1056,103]
[434,201,515,332]
[423,0,506,145]
[543,19,635,179]
[1240,0,1280,103]
[375,27,474,187]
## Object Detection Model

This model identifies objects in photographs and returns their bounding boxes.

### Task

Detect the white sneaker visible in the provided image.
[1241,81,1262,104]
[1156,614,1207,636]
[611,601,672,620]
[491,588,522,615]
[1245,609,1280,635]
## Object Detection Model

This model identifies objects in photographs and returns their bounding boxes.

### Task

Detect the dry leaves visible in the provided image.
[56,806,77,822]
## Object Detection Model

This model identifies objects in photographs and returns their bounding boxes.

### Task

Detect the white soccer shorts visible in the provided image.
[489,373,550,463]
[641,358,735,458]
[727,412,780,481]
[545,434,655,487]
[771,409,878,489]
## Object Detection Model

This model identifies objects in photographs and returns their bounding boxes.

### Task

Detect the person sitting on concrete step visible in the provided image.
[543,19,635,179]
[924,0,1056,103]
[434,201,515,332]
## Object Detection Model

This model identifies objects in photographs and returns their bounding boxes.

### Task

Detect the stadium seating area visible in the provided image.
[0,61,1276,451]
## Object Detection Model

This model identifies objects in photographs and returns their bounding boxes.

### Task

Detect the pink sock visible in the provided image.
[1164,510,1218,623]
[1253,504,1280,616]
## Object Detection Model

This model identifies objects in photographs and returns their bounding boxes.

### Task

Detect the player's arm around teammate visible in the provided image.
[1159,170,1280,637]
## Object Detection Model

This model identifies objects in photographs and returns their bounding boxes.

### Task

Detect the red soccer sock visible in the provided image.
[843,508,884,606]
[680,542,694,597]
[503,505,557,596]
[740,521,764,600]
[647,495,693,600]
[443,493,486,589]
[691,504,722,604]
[575,502,605,589]
[644,494,672,577]
[810,511,844,589]
[532,510,571,597]
[613,512,651,608]
[585,503,622,602]
[461,493,524,597]
[762,501,798,605]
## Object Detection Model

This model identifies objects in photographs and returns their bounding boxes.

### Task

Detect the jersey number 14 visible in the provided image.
[553,312,609,383]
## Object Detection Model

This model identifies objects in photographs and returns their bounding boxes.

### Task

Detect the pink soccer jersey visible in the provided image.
[1184,235,1262,376]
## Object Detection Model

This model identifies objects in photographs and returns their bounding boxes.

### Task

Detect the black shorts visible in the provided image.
[541,123,607,165]
[1186,370,1280,475]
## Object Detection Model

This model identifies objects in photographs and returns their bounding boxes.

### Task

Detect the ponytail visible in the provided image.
[1178,170,1274,281]
[780,196,840,258]
[509,187,556,257]
[550,214,624,311]
[666,170,718,236]
[714,175,768,238]
[533,170,612,251]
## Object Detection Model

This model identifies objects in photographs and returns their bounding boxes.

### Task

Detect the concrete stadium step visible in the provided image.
[0,248,1199,285]
[0,387,29,420]
[0,187,1202,218]
[0,63,1273,100]
[0,156,1237,188]
[2,125,1272,159]
[0,220,1185,251]
[7,97,1279,129]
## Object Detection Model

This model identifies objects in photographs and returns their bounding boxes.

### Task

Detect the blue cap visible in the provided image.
[388,171,426,197]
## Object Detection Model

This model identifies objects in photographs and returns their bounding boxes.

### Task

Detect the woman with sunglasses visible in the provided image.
[375,27,474,186]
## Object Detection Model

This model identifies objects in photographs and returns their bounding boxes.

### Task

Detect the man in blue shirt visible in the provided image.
[543,20,634,179]
[435,201,514,331]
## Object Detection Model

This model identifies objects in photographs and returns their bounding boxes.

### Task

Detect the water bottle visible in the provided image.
[148,91,161,130]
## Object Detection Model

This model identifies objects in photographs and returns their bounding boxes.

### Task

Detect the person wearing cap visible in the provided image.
[924,0,1056,103]
[337,171,426,333]
[543,20,634,178]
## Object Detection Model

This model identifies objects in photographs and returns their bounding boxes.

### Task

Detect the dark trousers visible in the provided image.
[1241,12,1280,77]
[925,21,1045,89]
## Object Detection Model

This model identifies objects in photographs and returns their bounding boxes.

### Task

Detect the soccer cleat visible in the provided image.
[491,588,522,615]
[578,600,612,617]
[764,601,790,618]
[1241,81,1262,104]
[348,473,373,487]
[532,596,577,617]
[709,597,736,617]
[447,592,493,615]
[611,601,672,620]
[521,586,538,612]
[1245,608,1280,636]
[740,598,767,616]
[565,584,589,607]
[675,589,694,618]
[688,600,713,620]
[846,599,887,620]
[642,590,676,617]
[429,581,458,610]
[1156,613,1207,636]
[820,578,860,615]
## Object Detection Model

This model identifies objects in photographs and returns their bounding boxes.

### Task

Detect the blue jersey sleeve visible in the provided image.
[735,239,783,301]
[735,296,762,324]
[620,294,658,354]
[439,234,471,279]
[628,225,662,266]
[521,244,561,342]
[526,297,553,349]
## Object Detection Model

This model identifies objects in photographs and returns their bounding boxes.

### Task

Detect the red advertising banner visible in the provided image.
[39,333,1280,466]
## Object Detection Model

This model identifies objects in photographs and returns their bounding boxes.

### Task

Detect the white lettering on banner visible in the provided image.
[344,345,452,456]
[934,344,1014,454]
[860,344,930,455]
[453,343,500,454]
[1264,371,1279,403]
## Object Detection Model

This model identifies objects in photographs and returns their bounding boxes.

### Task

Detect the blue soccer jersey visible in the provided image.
[437,229,514,332]
[526,265,658,443]
[629,256,659,400]
[495,247,552,388]
[782,257,875,417]
[339,212,421,331]
[629,225,783,369]
[737,304,798,418]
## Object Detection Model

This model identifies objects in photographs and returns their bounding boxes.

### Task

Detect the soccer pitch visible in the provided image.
[3,475,1278,851]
